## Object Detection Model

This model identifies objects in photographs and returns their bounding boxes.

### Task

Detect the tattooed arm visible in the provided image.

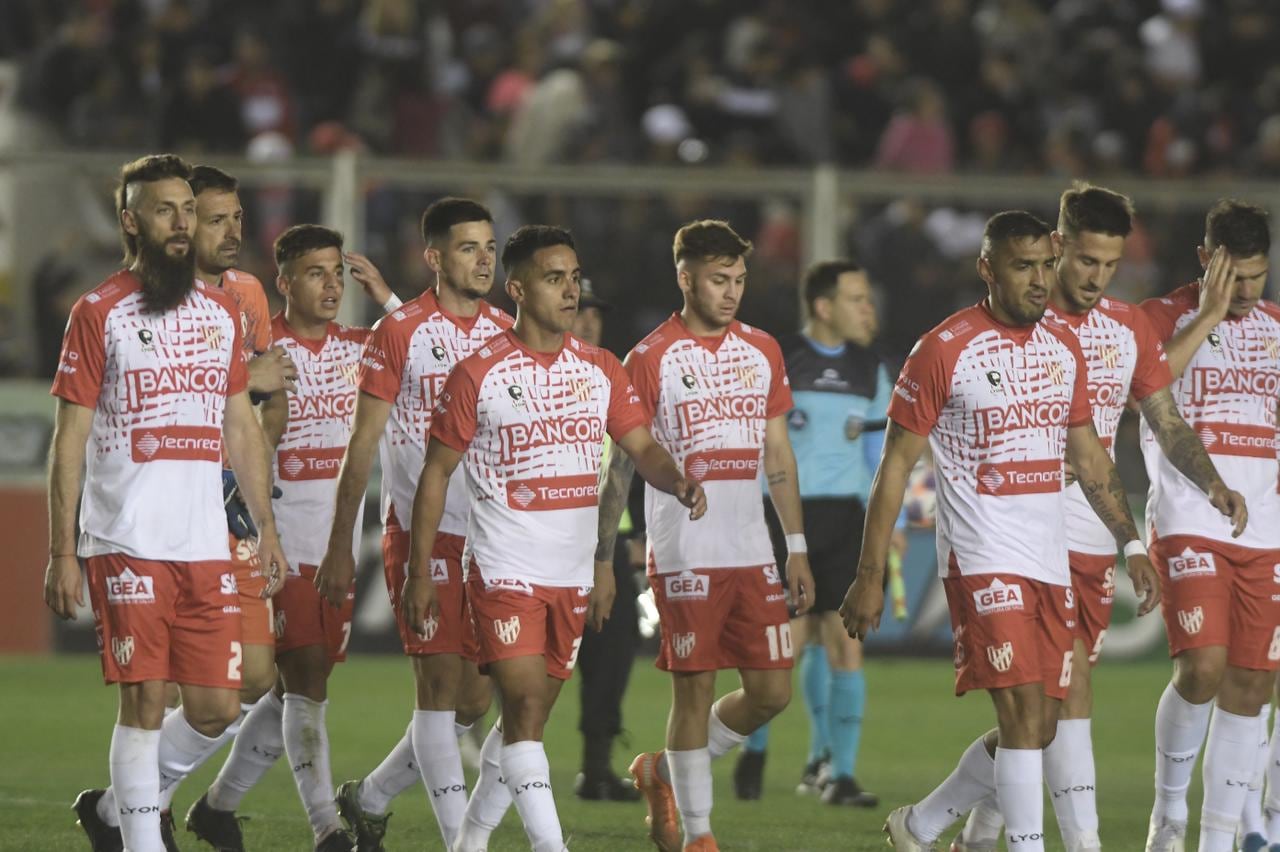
[1140,387,1247,536]
[594,438,637,563]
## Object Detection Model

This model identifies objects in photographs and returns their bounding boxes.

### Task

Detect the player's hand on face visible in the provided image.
[401,574,440,637]
[248,346,298,394]
[839,569,884,640]
[1127,554,1160,616]
[1199,246,1237,324]
[1208,482,1248,537]
[316,548,356,608]
[43,555,83,620]
[344,251,393,306]
[786,553,815,615]
[674,478,706,520]
[587,560,616,631]
[258,534,289,598]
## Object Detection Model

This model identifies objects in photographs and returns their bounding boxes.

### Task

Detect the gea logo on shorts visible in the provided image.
[986,641,1014,673]
[1178,606,1204,635]
[672,632,697,659]
[665,571,710,600]
[430,558,449,584]
[494,616,521,646]
[485,578,534,595]
[1168,548,1216,581]
[106,568,155,604]
[220,573,238,596]
[973,578,1023,615]
[111,636,135,666]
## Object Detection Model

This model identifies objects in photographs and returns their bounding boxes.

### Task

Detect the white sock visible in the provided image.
[1153,683,1213,824]
[996,747,1044,851]
[97,707,229,821]
[960,793,1004,846]
[501,740,563,852]
[909,735,996,842]
[1267,708,1280,840]
[1044,719,1099,847]
[206,691,285,811]
[358,722,419,815]
[1240,708,1269,840]
[1201,706,1257,851]
[282,694,341,841]
[413,709,468,848]
[457,723,512,850]
[110,724,163,852]
[706,700,747,760]
[667,748,713,844]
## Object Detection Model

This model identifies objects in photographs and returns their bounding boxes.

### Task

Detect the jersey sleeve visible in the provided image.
[886,333,952,436]
[227,311,249,396]
[762,336,794,418]
[1128,309,1174,400]
[1065,333,1092,427]
[244,283,271,354]
[50,296,106,408]
[603,352,648,440]
[357,318,407,403]
[623,345,661,424]
[430,361,481,452]
[1139,293,1187,343]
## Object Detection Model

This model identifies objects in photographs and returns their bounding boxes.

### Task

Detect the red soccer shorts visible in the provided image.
[229,534,274,647]
[466,570,588,681]
[1068,551,1117,664]
[943,571,1074,700]
[274,564,354,664]
[383,514,477,659]
[649,564,794,673]
[86,553,243,688]
[1151,534,1280,670]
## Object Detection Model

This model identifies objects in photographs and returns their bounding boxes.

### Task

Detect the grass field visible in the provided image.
[2,654,1198,851]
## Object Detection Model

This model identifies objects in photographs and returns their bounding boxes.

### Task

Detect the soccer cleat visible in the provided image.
[683,835,719,851]
[884,806,936,851]
[948,839,996,852]
[72,789,123,852]
[575,769,643,801]
[732,749,765,800]
[315,828,356,852]
[185,793,245,852]
[1144,816,1186,852]
[795,755,829,796]
[819,776,878,808]
[1066,830,1102,852]
[629,751,680,852]
[335,779,390,852]
[160,809,181,852]
[1239,833,1268,852]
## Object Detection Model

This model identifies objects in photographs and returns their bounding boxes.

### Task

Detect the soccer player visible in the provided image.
[317,198,510,850]
[597,219,815,852]
[954,187,1248,851]
[417,224,706,852]
[734,259,895,807]
[841,211,1160,852]
[1140,200,1280,852]
[47,153,286,852]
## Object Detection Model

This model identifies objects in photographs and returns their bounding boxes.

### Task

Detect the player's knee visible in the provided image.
[748,681,792,721]
[456,686,492,726]
[1173,652,1225,703]
[183,696,241,736]
[501,692,548,739]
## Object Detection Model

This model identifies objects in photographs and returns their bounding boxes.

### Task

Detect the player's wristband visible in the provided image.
[1123,539,1147,560]
[785,534,807,555]
[383,293,403,312]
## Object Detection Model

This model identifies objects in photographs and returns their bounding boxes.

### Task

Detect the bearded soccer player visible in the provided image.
[419,225,706,852]
[1139,201,1280,852]
[314,198,509,851]
[595,220,814,852]
[841,211,1160,852]
[50,154,286,852]
[953,189,1246,852]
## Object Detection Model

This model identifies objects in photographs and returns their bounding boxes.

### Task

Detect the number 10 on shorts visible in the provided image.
[765,623,793,661]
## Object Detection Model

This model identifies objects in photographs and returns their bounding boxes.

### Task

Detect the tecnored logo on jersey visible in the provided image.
[975,460,1062,496]
[684,448,760,482]
[973,578,1024,615]
[278,446,346,481]
[131,426,222,462]
[1193,422,1278,459]
[288,391,356,422]
[124,365,229,410]
[676,394,767,431]
[972,400,1070,447]
[505,474,599,511]
[498,417,605,460]
[1190,367,1280,402]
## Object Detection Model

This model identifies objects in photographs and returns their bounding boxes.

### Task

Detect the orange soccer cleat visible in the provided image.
[629,751,681,852]
[683,834,720,851]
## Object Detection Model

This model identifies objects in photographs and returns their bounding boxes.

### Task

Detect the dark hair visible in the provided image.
[802,260,863,312]
[981,210,1052,258]
[672,219,753,266]
[421,197,494,246]
[274,224,344,268]
[501,225,575,278]
[115,153,193,264]
[1058,182,1133,238]
[188,164,239,198]
[1206,199,1271,258]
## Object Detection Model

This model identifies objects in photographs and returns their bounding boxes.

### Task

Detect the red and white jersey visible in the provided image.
[1139,283,1280,549]
[50,271,248,561]
[270,314,370,567]
[358,289,512,534]
[889,302,1092,585]
[625,314,792,574]
[1047,298,1173,554]
[432,330,647,588]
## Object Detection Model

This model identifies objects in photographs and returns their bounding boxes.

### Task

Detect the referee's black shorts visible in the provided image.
[764,496,865,614]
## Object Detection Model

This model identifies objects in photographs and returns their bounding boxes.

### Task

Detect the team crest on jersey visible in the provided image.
[1207,332,1223,353]
[681,373,698,393]
[672,632,696,659]
[986,641,1014,673]
[1098,345,1120,370]
[111,636,135,666]
[985,370,1004,392]
[1177,606,1204,635]
[571,378,592,402]
[137,328,155,352]
[494,616,521,645]
[507,385,526,409]
[431,345,447,361]
[736,365,758,388]
[1267,338,1280,359]
[341,363,359,386]
[1045,360,1065,386]
[203,325,224,350]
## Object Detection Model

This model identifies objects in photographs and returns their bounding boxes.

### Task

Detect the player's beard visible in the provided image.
[135,227,196,314]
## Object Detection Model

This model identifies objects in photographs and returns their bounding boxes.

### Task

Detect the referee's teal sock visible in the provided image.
[744,723,769,754]
[801,644,831,764]
[829,669,865,779]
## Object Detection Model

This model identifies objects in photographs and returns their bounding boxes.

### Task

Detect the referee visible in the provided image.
[734,260,900,807]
